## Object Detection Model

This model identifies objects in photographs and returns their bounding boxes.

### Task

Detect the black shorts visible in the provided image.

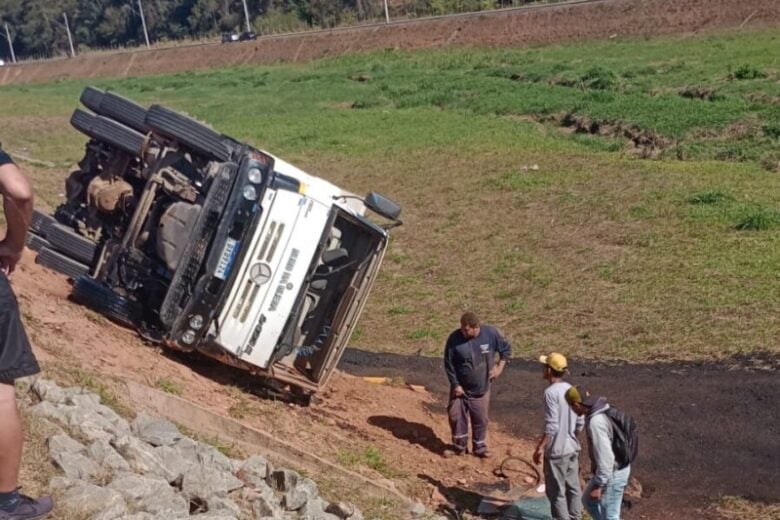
[0,273,39,382]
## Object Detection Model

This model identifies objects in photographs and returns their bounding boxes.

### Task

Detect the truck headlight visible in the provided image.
[247,167,263,184]
[189,315,204,330]
[181,330,196,345]
[243,185,257,201]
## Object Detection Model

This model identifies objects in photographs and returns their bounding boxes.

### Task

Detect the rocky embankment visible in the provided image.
[24,379,372,520]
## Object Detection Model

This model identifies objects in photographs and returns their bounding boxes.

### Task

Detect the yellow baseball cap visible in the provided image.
[539,352,568,372]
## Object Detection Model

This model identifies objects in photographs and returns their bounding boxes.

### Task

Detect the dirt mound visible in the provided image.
[1,0,778,86]
[559,112,674,158]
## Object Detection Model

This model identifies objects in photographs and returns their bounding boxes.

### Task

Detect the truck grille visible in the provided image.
[231,219,284,324]
[160,164,234,327]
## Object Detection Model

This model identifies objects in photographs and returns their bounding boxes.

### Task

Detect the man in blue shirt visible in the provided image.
[443,311,511,457]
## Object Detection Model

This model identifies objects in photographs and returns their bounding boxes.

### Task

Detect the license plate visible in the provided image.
[214,238,240,280]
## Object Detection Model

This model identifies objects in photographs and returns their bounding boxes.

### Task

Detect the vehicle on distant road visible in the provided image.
[28,87,401,396]
[222,31,257,43]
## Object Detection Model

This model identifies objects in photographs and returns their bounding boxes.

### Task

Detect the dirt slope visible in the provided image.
[1,0,778,86]
[13,253,537,517]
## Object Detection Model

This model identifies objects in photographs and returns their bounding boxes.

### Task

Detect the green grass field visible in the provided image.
[1,29,779,362]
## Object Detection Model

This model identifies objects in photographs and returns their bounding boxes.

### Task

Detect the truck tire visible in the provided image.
[26,233,50,252]
[71,275,141,328]
[99,91,149,134]
[36,247,89,279]
[145,105,230,162]
[46,224,97,264]
[71,108,96,137]
[91,116,146,157]
[80,86,104,113]
[31,210,56,236]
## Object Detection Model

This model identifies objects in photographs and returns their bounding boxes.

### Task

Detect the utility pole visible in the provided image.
[137,0,150,47]
[63,13,76,57]
[240,0,252,33]
[4,23,15,63]
[383,0,390,24]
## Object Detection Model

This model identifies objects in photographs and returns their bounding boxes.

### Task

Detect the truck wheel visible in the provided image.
[31,210,56,236]
[36,247,89,279]
[71,275,141,328]
[99,91,149,134]
[46,224,97,264]
[70,109,96,137]
[91,116,146,157]
[145,105,230,162]
[80,86,104,113]
[26,233,50,252]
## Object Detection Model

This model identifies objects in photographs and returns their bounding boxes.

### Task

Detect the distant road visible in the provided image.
[1,0,778,86]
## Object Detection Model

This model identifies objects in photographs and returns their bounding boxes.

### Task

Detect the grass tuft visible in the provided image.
[734,205,780,231]
[579,66,618,90]
[156,377,183,396]
[388,305,413,316]
[337,446,399,478]
[688,190,731,205]
[408,328,439,340]
[729,64,766,80]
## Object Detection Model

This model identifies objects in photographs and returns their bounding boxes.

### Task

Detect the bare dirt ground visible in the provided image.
[1,0,778,86]
[13,254,540,517]
[342,350,780,519]
[14,252,780,519]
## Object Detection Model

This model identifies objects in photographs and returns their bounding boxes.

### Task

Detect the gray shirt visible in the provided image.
[587,404,617,486]
[543,381,584,458]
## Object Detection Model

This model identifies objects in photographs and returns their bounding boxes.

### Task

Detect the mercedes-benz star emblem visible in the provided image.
[249,263,272,285]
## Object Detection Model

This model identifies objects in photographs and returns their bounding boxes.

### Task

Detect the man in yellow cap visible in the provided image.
[532,352,583,520]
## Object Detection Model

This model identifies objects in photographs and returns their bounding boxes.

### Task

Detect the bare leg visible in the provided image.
[0,381,22,493]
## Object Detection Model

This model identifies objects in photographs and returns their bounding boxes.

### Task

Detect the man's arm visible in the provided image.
[489,327,511,380]
[588,415,615,488]
[533,390,559,463]
[0,153,33,274]
[575,413,585,434]
[443,334,463,395]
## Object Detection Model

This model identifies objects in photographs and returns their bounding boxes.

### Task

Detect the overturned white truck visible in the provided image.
[30,87,401,395]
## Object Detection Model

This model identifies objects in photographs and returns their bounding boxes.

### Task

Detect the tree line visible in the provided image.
[0,0,537,60]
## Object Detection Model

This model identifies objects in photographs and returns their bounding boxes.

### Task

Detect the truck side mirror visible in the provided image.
[364,192,401,222]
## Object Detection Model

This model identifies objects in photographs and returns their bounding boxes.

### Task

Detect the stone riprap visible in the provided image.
[27,379,375,520]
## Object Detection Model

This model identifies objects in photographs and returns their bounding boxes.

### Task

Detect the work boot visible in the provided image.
[443,446,467,458]
[0,494,54,520]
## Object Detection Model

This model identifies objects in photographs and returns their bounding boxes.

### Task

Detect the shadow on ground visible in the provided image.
[368,415,450,455]
[419,473,484,518]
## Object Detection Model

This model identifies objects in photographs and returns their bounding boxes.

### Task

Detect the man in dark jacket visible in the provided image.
[0,148,54,519]
[443,311,511,457]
